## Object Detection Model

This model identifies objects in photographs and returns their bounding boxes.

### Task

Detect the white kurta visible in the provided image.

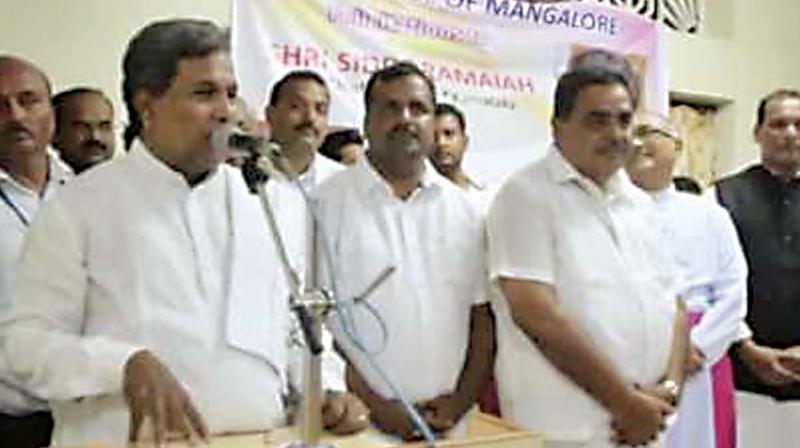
[317,157,487,403]
[0,142,291,446]
[649,187,748,448]
[0,151,71,415]
[487,148,676,447]
[266,153,347,395]
[267,152,343,289]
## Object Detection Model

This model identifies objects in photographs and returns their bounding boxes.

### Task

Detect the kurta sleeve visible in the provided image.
[690,207,749,365]
[1,198,141,402]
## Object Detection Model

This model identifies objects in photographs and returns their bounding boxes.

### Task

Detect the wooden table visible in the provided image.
[204,412,542,448]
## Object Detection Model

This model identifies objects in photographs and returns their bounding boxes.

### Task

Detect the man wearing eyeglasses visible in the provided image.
[626,112,748,448]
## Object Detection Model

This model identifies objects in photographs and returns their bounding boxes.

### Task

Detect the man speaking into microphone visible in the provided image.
[0,18,367,447]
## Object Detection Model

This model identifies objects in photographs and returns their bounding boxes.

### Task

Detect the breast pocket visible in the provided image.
[334,219,394,301]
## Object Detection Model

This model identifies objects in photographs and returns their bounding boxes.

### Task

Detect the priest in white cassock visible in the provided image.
[626,112,749,448]
[0,19,366,447]
[316,62,495,441]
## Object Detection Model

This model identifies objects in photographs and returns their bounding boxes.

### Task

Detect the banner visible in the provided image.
[232,0,668,185]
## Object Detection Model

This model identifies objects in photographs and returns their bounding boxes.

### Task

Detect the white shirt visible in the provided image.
[650,186,749,364]
[0,150,71,415]
[267,154,346,393]
[487,148,676,443]
[317,157,487,402]
[649,187,748,448]
[270,153,343,286]
[300,153,342,192]
[0,142,290,446]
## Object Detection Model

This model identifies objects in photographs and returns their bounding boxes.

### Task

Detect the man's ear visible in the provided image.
[362,113,370,146]
[552,117,563,144]
[133,90,153,129]
[265,105,275,127]
[753,123,762,145]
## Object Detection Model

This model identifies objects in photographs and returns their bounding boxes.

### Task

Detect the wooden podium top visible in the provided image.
[203,412,542,448]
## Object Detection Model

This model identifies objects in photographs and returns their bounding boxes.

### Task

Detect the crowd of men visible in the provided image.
[0,17,799,448]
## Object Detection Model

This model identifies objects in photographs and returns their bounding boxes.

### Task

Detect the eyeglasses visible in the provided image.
[632,124,680,141]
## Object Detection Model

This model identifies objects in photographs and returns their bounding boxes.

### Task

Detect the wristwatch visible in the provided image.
[660,379,681,405]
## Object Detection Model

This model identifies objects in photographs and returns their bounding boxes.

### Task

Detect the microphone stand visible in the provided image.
[239,145,437,448]
[242,152,332,447]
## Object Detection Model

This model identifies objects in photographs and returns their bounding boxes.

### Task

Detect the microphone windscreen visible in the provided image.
[210,124,238,153]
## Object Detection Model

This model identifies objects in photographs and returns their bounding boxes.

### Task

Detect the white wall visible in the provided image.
[0,0,231,152]
[668,0,800,175]
[1,0,798,174]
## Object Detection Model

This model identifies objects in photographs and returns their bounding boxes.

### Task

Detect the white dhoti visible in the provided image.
[664,366,715,448]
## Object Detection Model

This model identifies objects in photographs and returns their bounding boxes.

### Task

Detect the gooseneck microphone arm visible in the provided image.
[213,125,438,447]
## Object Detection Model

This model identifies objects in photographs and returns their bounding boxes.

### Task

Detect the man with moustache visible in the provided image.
[626,112,748,448]
[52,87,116,174]
[714,89,800,446]
[488,51,688,447]
[430,103,482,191]
[0,55,71,448]
[0,20,366,447]
[316,62,495,440]
[266,70,342,188]
[263,71,349,393]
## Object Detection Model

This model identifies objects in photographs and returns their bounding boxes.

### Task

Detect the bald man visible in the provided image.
[627,112,748,448]
[0,55,72,448]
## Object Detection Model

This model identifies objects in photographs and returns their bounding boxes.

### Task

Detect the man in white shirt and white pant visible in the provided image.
[317,62,495,441]
[0,19,367,447]
[0,54,73,448]
[488,51,689,448]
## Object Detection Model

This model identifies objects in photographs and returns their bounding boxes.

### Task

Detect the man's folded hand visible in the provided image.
[322,391,370,435]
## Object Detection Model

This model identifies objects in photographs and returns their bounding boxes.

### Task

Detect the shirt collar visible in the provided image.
[297,154,337,190]
[47,148,73,186]
[756,164,800,188]
[297,163,316,192]
[0,147,73,192]
[545,145,636,204]
[647,184,677,204]
[128,139,219,190]
[354,154,443,201]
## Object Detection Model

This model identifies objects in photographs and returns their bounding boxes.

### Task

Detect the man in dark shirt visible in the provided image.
[715,88,800,445]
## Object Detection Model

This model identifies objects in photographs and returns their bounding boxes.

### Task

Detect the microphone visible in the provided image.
[211,125,285,191]
[211,124,278,158]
